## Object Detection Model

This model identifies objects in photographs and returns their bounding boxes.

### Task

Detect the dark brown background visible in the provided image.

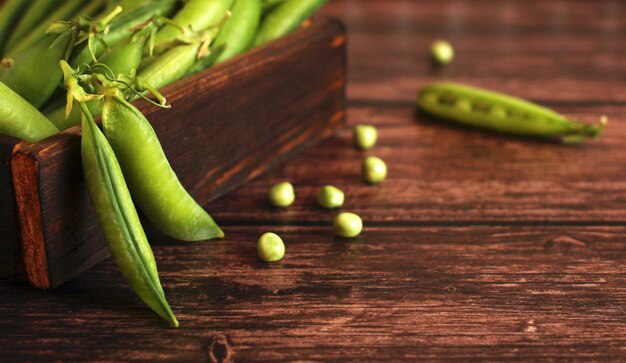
[1,0,625,361]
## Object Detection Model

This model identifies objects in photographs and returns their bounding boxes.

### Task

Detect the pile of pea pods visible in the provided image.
[0,0,328,327]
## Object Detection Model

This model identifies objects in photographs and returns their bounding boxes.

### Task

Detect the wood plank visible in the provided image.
[0,225,624,360]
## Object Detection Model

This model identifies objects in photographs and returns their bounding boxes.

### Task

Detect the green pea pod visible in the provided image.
[7,0,104,55]
[1,32,74,109]
[253,0,327,47]
[5,0,62,52]
[416,82,606,143]
[80,103,178,328]
[138,41,208,92]
[101,95,224,241]
[0,0,31,55]
[0,81,58,142]
[153,0,234,51]
[261,0,285,14]
[3,7,122,109]
[210,0,261,65]
[71,0,178,66]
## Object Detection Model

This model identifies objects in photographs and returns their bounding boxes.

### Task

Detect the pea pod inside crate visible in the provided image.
[416,82,606,144]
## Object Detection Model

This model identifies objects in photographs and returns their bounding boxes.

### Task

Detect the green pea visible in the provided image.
[317,185,344,209]
[353,124,378,150]
[362,156,387,184]
[257,232,285,262]
[334,212,362,238]
[416,82,607,143]
[269,181,295,207]
[431,40,454,65]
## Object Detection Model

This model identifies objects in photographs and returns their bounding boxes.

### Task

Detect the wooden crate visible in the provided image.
[1,18,346,289]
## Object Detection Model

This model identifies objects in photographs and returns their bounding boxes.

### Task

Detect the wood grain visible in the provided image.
[0,0,625,361]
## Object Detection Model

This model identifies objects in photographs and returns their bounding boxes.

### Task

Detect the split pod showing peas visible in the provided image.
[417,82,606,144]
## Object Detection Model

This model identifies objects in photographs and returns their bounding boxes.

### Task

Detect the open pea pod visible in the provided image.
[101,93,224,241]
[79,102,178,328]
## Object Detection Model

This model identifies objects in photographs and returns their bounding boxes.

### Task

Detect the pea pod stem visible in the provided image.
[417,82,606,143]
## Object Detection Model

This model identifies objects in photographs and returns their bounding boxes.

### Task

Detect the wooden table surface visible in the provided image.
[2,0,626,361]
